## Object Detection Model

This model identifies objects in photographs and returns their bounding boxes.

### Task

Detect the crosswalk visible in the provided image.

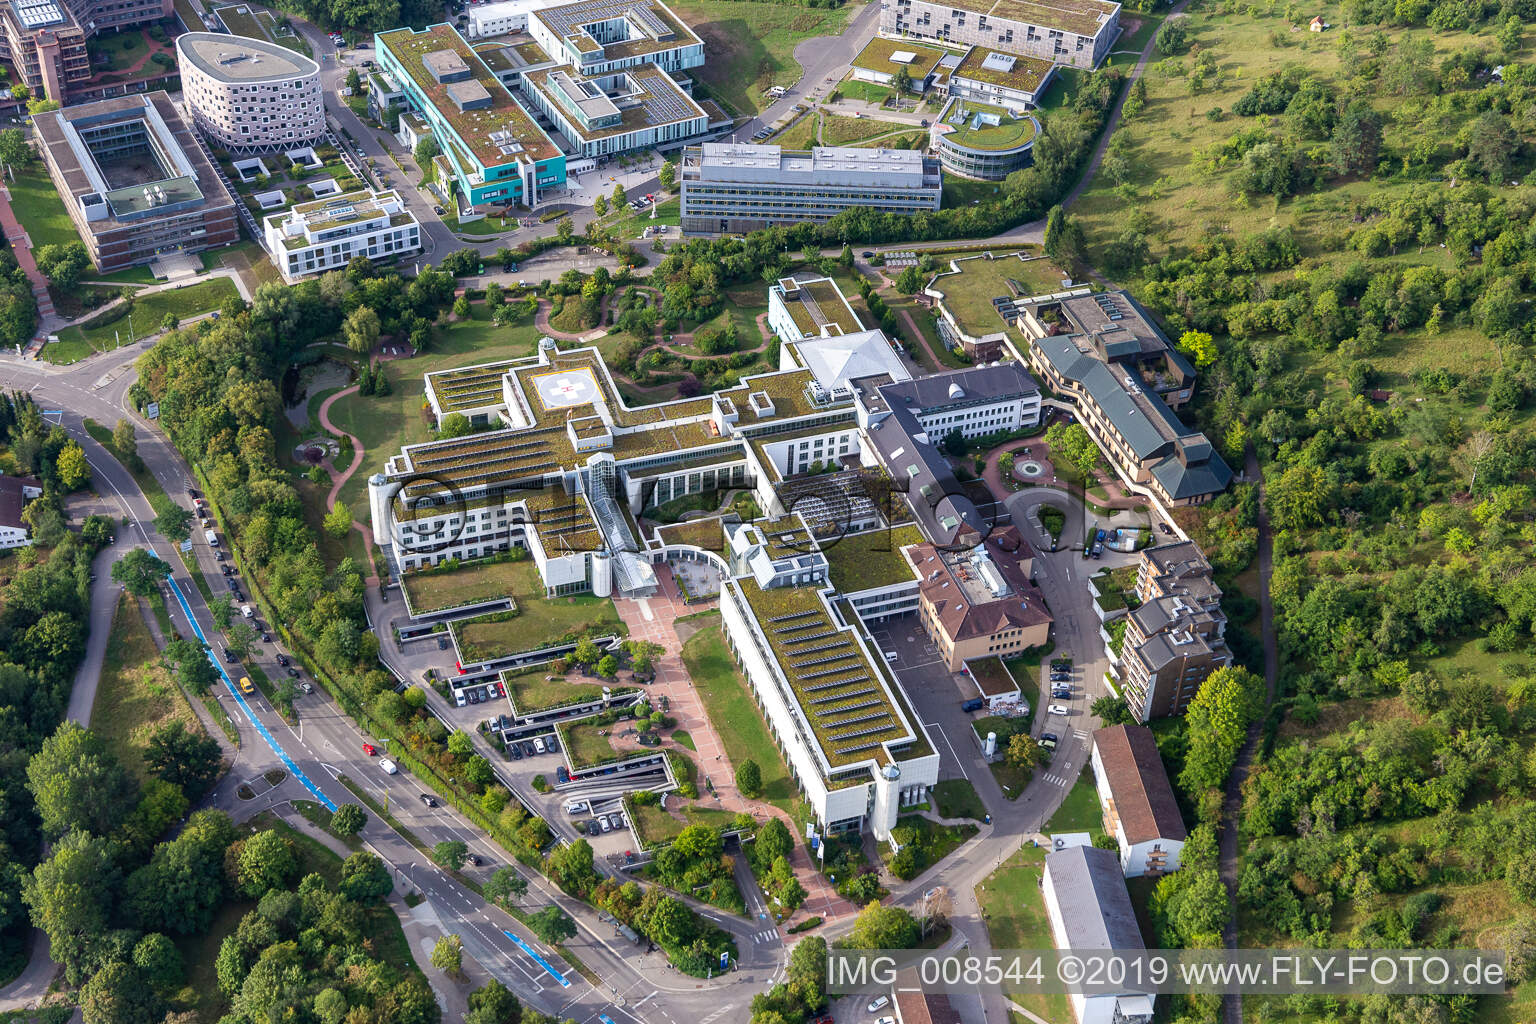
[750,927,778,944]
[1041,763,1075,786]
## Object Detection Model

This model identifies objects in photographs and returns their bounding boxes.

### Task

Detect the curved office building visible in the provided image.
[930,98,1039,181]
[177,32,323,153]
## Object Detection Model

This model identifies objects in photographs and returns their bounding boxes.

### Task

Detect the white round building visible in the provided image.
[176,32,323,154]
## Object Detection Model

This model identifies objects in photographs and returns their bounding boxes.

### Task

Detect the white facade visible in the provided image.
[913,387,1039,439]
[756,425,861,478]
[519,63,708,159]
[263,188,422,281]
[0,523,30,549]
[528,0,705,76]
[0,478,43,550]
[1089,733,1186,878]
[1042,846,1155,1024]
[467,0,558,37]
[176,33,324,153]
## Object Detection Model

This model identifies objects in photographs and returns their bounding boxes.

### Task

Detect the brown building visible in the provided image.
[1090,724,1187,877]
[0,0,171,103]
[893,982,963,1024]
[33,92,239,272]
[913,525,1053,671]
[1116,542,1230,721]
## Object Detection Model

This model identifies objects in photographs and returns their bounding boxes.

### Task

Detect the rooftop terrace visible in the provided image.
[378,23,560,167]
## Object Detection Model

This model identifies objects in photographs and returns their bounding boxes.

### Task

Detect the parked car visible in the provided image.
[187,488,199,499]
[556,765,569,783]
[533,736,547,754]
[469,689,481,704]
[1048,704,1070,716]
[300,682,314,694]
[261,632,272,643]
[598,816,612,833]
[438,637,448,650]
[546,734,559,752]
[510,744,522,760]
[1052,687,1072,700]
[420,793,437,807]
[862,251,875,259]
[522,742,536,758]
[565,799,589,815]
[960,697,984,712]
[277,654,289,666]
[455,690,467,707]
[1158,522,1173,535]
[868,997,890,1013]
[433,204,446,216]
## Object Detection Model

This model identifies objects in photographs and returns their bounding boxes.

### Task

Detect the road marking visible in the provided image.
[502,930,572,988]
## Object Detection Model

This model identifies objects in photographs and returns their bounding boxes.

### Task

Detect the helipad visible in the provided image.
[531,367,601,409]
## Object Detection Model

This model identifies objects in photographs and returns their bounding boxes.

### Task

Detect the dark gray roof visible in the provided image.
[1045,845,1145,950]
[877,362,1038,411]
[1152,446,1233,499]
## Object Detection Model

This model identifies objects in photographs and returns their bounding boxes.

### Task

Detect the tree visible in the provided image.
[847,901,920,949]
[998,451,1016,477]
[132,932,184,993]
[331,804,367,837]
[144,721,222,795]
[1330,101,1383,177]
[111,548,171,596]
[1267,463,1335,531]
[572,636,601,666]
[0,127,30,176]
[431,933,465,976]
[611,183,625,208]
[343,305,381,354]
[345,67,361,93]
[35,241,89,290]
[439,412,471,438]
[896,264,923,293]
[323,500,352,539]
[1176,330,1217,368]
[414,136,441,167]
[596,654,618,678]
[155,503,192,543]
[485,866,528,907]
[432,840,469,870]
[1006,733,1040,770]
[24,829,120,984]
[28,722,139,838]
[1462,110,1518,184]
[526,905,577,944]
[112,418,138,466]
[1155,16,1188,54]
[594,194,608,217]
[1091,694,1134,726]
[236,829,297,897]
[339,852,393,902]
[466,979,522,1024]
[80,959,161,1024]
[466,755,495,786]
[891,66,912,93]
[55,440,90,490]
[547,838,598,896]
[1180,667,1262,792]
[735,758,762,798]
[453,295,471,319]
[1042,205,1086,271]
[658,160,676,191]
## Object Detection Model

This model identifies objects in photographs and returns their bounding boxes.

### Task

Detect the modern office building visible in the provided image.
[679,143,943,234]
[1113,542,1230,720]
[526,0,703,76]
[376,23,566,207]
[1017,291,1232,507]
[948,45,1055,106]
[1042,845,1154,1024]
[519,61,708,160]
[930,97,1040,180]
[849,36,954,92]
[770,276,912,400]
[467,0,558,37]
[32,92,239,271]
[0,0,169,102]
[1090,724,1187,877]
[911,526,1052,670]
[881,0,1121,70]
[263,188,422,281]
[176,33,324,153]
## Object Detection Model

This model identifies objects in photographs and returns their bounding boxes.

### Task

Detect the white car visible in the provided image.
[868,996,890,1013]
[380,758,398,775]
[877,1018,897,1024]
[1048,704,1070,716]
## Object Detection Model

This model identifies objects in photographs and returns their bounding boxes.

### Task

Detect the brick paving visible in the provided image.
[0,185,55,328]
[614,570,858,932]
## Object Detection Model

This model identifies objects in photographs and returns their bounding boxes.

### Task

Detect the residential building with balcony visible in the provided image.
[1114,542,1230,720]
[32,92,239,271]
[679,143,943,234]
[176,33,324,153]
[0,0,169,102]
[263,188,422,281]
[881,0,1120,70]
[376,23,565,208]
[1089,723,1187,877]
[1018,290,1231,507]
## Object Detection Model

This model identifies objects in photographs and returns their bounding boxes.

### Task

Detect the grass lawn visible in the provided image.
[772,112,819,151]
[979,843,1072,1024]
[503,662,634,713]
[666,0,853,115]
[212,2,265,39]
[609,197,681,239]
[47,278,240,364]
[8,167,83,252]
[931,778,987,821]
[326,304,545,517]
[1047,763,1106,836]
[823,523,923,593]
[931,251,1066,337]
[439,561,625,660]
[835,79,893,105]
[680,625,796,813]
[560,719,622,768]
[630,800,743,848]
[92,591,206,784]
[939,103,1039,151]
[819,114,908,147]
[550,297,596,334]
[941,176,1005,208]
[885,815,979,878]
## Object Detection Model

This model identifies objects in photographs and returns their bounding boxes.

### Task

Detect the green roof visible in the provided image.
[850,36,951,80]
[939,0,1118,37]
[823,524,924,593]
[939,101,1039,152]
[952,47,1054,92]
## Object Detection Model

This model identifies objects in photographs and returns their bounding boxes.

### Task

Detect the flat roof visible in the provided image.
[938,100,1039,152]
[378,23,560,166]
[851,36,951,79]
[953,45,1053,91]
[693,143,937,188]
[532,0,701,61]
[938,0,1119,37]
[177,31,318,80]
[525,61,706,141]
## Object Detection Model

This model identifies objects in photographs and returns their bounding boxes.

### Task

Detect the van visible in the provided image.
[533,736,547,754]
[564,799,589,816]
[380,759,398,775]
[239,676,254,695]
[240,604,254,618]
[884,651,899,663]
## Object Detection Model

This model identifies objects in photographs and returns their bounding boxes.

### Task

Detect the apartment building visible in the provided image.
[177,33,324,153]
[679,143,943,234]
[0,476,43,550]
[911,526,1052,670]
[881,0,1121,70]
[0,0,169,102]
[1115,541,1230,720]
[1090,724,1187,877]
[1018,291,1231,507]
[33,92,239,271]
[376,23,566,207]
[263,188,422,281]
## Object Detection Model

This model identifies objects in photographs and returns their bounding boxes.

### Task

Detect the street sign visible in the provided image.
[146,402,160,419]
[719,951,729,970]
